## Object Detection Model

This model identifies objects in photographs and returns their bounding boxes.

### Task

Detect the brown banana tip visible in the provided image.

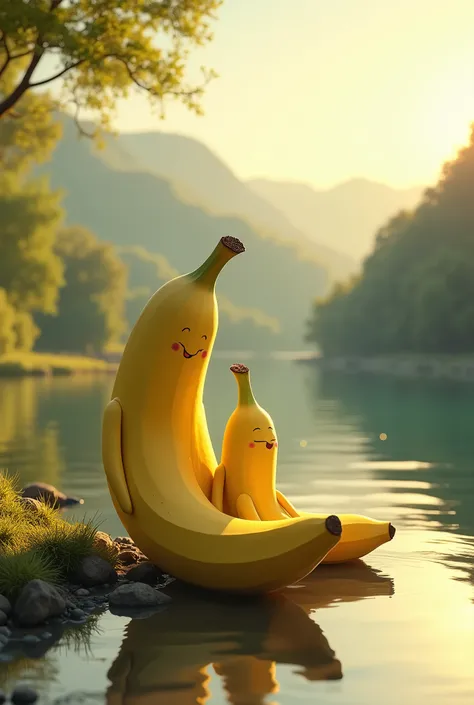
[325,515,342,537]
[389,523,396,540]
[221,236,245,254]
[230,363,249,374]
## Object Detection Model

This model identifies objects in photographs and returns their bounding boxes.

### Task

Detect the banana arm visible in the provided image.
[211,464,226,512]
[276,490,299,518]
[102,398,133,515]
[237,494,261,521]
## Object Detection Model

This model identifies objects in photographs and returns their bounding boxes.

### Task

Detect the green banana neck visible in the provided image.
[189,243,231,291]
[234,373,257,406]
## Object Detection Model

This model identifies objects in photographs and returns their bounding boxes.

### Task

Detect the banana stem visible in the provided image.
[230,364,257,406]
[191,236,245,290]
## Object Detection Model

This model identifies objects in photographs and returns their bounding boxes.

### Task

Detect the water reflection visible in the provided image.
[106,561,393,704]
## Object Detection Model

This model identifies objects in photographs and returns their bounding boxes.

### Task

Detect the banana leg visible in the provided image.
[237,494,261,521]
[276,490,299,518]
[211,464,226,512]
[102,398,133,515]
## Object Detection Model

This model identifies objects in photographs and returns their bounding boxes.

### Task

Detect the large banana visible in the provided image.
[102,237,342,593]
[211,363,395,563]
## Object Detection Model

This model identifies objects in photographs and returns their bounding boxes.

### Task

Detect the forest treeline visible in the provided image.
[0,0,220,357]
[307,126,474,356]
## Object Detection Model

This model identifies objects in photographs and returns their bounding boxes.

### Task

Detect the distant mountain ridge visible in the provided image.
[38,116,329,350]
[118,131,357,281]
[248,177,425,261]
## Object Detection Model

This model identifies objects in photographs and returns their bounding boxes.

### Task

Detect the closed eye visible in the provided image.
[182,327,190,332]
[268,426,273,430]
[253,427,261,432]
[202,334,207,340]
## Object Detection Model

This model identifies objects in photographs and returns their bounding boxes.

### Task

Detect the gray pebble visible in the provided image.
[75,588,90,597]
[0,612,7,627]
[41,632,53,640]
[22,635,41,644]
[69,608,86,621]
[0,627,10,637]
[0,634,8,645]
[66,601,76,610]
[11,685,38,704]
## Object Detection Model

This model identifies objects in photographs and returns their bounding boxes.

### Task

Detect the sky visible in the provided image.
[55,0,474,189]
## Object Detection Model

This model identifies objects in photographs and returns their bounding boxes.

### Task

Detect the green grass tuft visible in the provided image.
[31,518,98,578]
[0,473,117,596]
[0,549,61,599]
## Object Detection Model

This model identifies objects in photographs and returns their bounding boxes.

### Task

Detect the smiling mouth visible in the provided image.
[254,440,276,450]
[179,342,202,359]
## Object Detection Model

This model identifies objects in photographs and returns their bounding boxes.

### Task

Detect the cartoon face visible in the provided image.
[248,426,278,450]
[171,326,209,360]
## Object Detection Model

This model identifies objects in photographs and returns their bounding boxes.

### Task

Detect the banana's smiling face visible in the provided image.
[249,425,278,451]
[171,326,209,360]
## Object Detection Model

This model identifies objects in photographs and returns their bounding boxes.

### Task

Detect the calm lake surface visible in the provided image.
[0,356,473,705]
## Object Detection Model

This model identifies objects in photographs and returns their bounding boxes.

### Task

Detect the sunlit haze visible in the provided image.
[101,0,474,189]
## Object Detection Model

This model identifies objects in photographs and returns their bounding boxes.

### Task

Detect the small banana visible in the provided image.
[212,363,396,563]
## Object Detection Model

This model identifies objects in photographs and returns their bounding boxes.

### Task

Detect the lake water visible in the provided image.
[0,356,473,705]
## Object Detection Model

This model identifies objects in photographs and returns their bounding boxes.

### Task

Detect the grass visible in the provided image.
[0,351,117,377]
[0,473,118,599]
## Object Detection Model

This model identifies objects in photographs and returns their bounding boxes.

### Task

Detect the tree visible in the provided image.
[306,123,474,356]
[0,172,64,315]
[0,0,222,130]
[36,226,127,354]
[0,288,16,355]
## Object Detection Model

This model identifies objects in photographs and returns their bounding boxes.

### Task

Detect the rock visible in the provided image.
[93,531,114,552]
[126,562,162,585]
[22,634,41,645]
[0,612,6,627]
[109,583,171,608]
[69,608,86,621]
[0,595,11,616]
[14,580,66,627]
[41,632,53,639]
[114,536,134,546]
[73,555,118,587]
[0,634,8,645]
[11,685,38,704]
[21,481,83,509]
[75,588,90,597]
[0,627,11,638]
[118,550,140,566]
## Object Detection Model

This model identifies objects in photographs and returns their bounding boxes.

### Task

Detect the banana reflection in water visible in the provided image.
[106,561,394,705]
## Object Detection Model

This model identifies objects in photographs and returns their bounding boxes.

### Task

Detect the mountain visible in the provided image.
[248,177,425,261]
[38,116,329,350]
[119,131,357,281]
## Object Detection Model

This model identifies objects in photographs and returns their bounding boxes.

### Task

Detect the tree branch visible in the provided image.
[0,31,12,79]
[29,60,85,87]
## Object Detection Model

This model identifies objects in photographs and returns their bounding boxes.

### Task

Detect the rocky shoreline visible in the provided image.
[0,531,174,704]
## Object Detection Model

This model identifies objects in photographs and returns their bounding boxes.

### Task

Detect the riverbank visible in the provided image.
[0,352,117,377]
[303,353,474,382]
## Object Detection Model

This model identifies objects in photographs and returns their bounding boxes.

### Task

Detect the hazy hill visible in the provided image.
[38,117,329,350]
[248,177,425,261]
[119,131,357,280]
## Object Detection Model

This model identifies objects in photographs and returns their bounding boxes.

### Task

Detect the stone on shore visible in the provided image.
[14,580,66,626]
[126,562,162,585]
[73,555,118,587]
[108,583,171,608]
[93,531,115,552]
[21,481,83,508]
[0,595,12,616]
[11,685,38,704]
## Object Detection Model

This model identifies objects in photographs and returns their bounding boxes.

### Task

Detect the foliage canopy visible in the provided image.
[307,123,474,356]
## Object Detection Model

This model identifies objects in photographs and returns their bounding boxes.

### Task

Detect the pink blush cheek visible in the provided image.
[275,442,278,448]
[248,443,255,449]
[171,343,180,351]
[201,351,208,358]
